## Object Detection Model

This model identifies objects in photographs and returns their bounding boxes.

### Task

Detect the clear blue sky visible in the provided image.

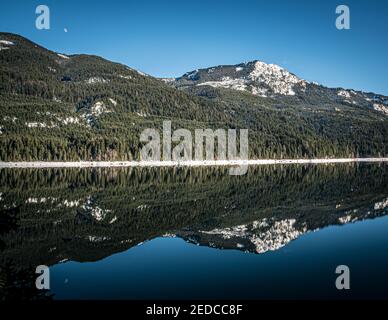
[1,0,387,94]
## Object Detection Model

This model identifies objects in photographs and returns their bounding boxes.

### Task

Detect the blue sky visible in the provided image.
[1,0,387,94]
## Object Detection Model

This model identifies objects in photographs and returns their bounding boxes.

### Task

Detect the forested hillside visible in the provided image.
[0,32,387,161]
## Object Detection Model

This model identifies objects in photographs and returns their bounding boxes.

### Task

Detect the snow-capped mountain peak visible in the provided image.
[248,60,305,96]
[175,60,307,97]
[172,59,388,117]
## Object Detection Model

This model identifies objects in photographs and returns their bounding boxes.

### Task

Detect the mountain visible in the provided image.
[0,32,387,161]
[174,60,308,96]
[172,60,388,115]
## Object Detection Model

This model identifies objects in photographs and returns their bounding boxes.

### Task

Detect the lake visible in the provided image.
[0,163,387,300]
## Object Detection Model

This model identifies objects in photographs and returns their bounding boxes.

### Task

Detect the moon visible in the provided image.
[64,28,68,33]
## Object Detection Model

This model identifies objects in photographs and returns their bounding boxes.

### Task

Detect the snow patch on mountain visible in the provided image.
[0,40,14,45]
[248,61,303,96]
[57,53,69,60]
[25,122,57,129]
[198,76,248,91]
[338,214,353,224]
[0,39,14,51]
[250,218,304,253]
[374,197,388,210]
[373,103,388,116]
[82,196,112,222]
[82,101,112,127]
[108,98,117,106]
[58,116,80,125]
[200,217,307,254]
[86,77,108,84]
[3,116,17,123]
[337,90,352,99]
[25,197,58,204]
[160,78,175,83]
[109,216,118,224]
[135,70,149,77]
[251,86,269,97]
[91,101,109,116]
[201,224,248,239]
[63,199,81,208]
[119,74,132,80]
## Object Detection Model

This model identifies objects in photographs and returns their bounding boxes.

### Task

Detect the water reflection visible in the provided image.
[0,164,387,299]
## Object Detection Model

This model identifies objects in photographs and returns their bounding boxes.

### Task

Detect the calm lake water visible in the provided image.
[1,163,387,300]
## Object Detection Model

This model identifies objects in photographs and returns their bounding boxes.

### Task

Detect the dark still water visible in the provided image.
[1,164,387,300]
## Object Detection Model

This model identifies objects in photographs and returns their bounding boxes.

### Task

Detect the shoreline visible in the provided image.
[0,158,387,168]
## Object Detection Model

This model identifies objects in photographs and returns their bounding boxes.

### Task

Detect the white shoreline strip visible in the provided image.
[0,158,387,168]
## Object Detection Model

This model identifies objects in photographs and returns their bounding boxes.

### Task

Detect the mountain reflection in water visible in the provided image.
[0,164,387,299]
